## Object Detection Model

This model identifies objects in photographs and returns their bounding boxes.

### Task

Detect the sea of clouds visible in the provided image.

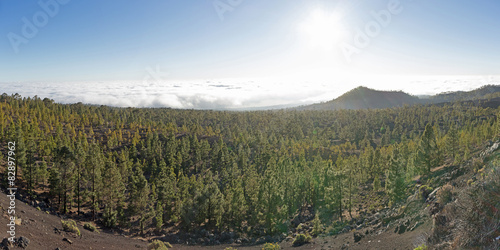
[1,75,499,110]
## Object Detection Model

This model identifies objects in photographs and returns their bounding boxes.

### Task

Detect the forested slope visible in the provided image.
[0,93,499,248]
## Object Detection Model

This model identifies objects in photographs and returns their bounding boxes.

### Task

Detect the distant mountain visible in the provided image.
[298,85,500,111]
[297,86,421,110]
[426,85,500,103]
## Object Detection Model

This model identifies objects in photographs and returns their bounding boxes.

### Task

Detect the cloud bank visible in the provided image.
[1,75,499,110]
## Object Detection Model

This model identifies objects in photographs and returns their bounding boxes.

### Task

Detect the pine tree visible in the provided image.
[25,139,37,195]
[201,173,224,229]
[85,143,103,221]
[14,127,26,181]
[417,124,439,174]
[54,146,76,213]
[386,146,406,205]
[128,165,151,233]
[446,125,459,163]
[35,161,48,186]
[224,177,247,229]
[101,159,125,228]
[74,142,86,214]
[373,175,381,192]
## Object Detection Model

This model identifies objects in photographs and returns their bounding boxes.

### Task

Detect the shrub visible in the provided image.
[147,240,172,250]
[472,158,483,172]
[413,244,428,250]
[292,234,312,246]
[102,209,117,228]
[467,179,474,186]
[312,213,322,236]
[225,247,238,250]
[327,221,347,235]
[450,166,500,248]
[419,185,433,201]
[262,243,280,250]
[61,219,80,236]
[437,184,453,204]
[83,222,99,233]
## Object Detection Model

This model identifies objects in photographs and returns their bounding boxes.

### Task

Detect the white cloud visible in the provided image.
[1,75,499,110]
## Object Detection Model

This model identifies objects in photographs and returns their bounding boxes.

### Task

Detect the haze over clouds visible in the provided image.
[3,75,499,110]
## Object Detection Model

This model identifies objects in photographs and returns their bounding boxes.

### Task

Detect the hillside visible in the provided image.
[2,139,498,250]
[298,86,421,110]
[0,190,149,249]
[298,84,500,111]
[427,84,500,103]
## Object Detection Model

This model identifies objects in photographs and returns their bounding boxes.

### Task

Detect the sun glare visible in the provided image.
[299,9,346,51]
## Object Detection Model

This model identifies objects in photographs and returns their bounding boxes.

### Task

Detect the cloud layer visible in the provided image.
[2,75,499,110]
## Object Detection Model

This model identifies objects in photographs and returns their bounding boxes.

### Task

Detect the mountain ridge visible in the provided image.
[296,84,500,110]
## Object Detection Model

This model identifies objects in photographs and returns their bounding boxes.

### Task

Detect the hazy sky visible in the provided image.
[1,0,500,108]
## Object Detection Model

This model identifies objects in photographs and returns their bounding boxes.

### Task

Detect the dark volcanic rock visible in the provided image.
[353,231,363,242]
[396,223,407,234]
[16,236,30,249]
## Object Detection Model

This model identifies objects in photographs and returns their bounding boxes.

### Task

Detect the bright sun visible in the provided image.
[299,9,346,51]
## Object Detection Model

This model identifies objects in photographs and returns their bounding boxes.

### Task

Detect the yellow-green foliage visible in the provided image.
[312,213,322,236]
[292,234,312,246]
[262,243,280,250]
[61,219,80,236]
[467,179,474,186]
[83,222,99,233]
[437,184,453,204]
[413,244,428,250]
[225,247,238,250]
[147,240,172,250]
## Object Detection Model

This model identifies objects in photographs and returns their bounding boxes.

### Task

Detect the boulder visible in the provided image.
[353,231,363,242]
[1,238,13,248]
[16,236,30,249]
[397,223,407,234]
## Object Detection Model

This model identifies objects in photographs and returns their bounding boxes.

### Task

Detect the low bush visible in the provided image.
[292,234,312,246]
[419,185,433,201]
[83,222,99,233]
[262,243,280,250]
[413,244,428,250]
[327,221,347,235]
[61,219,80,236]
[436,184,453,204]
[455,167,500,248]
[438,165,500,249]
[147,240,172,250]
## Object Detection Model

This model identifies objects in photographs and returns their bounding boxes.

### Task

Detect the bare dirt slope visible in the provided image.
[0,190,148,250]
[170,222,430,250]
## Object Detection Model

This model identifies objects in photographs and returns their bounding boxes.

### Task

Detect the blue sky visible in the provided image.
[1,0,500,108]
